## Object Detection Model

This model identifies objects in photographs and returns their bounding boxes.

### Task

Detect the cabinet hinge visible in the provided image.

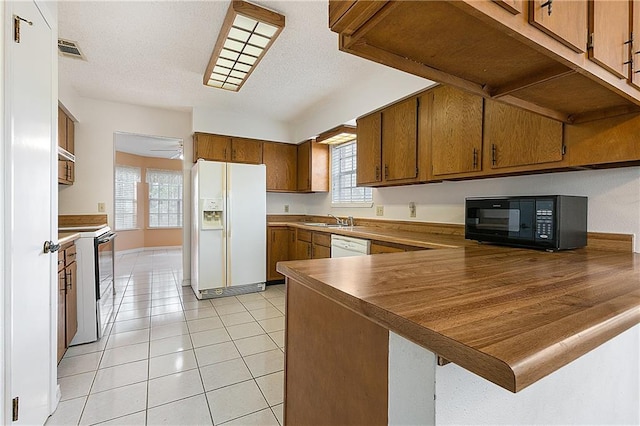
[416,167,419,176]
[12,397,19,421]
[587,33,594,50]
[562,144,566,156]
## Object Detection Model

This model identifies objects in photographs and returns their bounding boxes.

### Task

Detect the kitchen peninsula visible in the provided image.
[277,243,640,425]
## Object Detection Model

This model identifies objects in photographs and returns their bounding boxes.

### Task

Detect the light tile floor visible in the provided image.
[46,248,285,425]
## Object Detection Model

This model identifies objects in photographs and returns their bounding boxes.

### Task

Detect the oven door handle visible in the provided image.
[97,232,117,244]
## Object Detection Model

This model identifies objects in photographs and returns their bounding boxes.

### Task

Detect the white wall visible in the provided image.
[0,4,5,422]
[269,167,640,253]
[57,92,193,278]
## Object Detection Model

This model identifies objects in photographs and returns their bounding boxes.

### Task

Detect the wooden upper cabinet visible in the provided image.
[493,0,522,15]
[297,141,310,191]
[484,100,564,169]
[382,97,418,182]
[231,137,262,164]
[632,0,640,88]
[588,0,630,79]
[263,142,297,192]
[356,112,382,185]
[297,140,329,193]
[66,117,75,154]
[193,133,231,162]
[529,0,588,53]
[430,86,483,178]
[58,107,67,150]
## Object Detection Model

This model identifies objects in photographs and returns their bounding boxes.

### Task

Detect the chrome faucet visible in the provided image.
[347,216,354,227]
[328,214,347,226]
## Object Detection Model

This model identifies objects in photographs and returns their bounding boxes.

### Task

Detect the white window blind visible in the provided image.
[147,169,183,228]
[115,165,141,231]
[331,141,372,205]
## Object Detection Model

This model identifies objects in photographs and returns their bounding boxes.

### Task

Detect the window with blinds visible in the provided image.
[147,169,183,228]
[331,141,372,205]
[115,165,141,230]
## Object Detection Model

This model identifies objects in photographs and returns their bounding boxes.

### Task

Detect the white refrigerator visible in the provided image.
[191,160,267,299]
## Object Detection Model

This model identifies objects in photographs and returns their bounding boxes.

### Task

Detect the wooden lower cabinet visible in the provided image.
[285,279,388,424]
[295,229,312,260]
[267,227,293,281]
[57,241,78,363]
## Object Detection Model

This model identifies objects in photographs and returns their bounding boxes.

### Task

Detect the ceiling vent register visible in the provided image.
[57,38,86,60]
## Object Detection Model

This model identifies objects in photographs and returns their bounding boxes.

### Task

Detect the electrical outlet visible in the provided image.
[98,202,106,213]
[284,204,290,213]
[376,205,384,216]
[409,201,416,218]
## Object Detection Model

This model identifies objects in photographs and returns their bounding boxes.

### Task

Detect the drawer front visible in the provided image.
[64,244,77,266]
[297,229,312,243]
[312,232,331,247]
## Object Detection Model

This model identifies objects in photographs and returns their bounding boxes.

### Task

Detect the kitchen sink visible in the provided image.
[301,222,344,228]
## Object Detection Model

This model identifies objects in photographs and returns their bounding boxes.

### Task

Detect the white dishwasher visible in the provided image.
[331,235,371,258]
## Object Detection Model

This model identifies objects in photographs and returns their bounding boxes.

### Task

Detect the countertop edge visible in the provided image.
[58,232,81,246]
[277,256,640,393]
[277,261,520,391]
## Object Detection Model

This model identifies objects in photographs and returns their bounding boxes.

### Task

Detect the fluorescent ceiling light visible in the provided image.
[204,1,285,92]
[317,125,357,145]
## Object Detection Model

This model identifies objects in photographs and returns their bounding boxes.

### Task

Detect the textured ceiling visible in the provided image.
[58,0,396,124]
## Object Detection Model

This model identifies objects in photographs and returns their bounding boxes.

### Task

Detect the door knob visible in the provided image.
[43,241,60,253]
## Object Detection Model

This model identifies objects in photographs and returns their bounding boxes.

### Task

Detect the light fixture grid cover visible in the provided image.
[204,1,285,92]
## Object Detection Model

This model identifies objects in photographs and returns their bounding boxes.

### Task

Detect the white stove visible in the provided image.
[63,226,116,345]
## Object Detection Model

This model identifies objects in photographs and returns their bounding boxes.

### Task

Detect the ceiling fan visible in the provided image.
[150,142,183,159]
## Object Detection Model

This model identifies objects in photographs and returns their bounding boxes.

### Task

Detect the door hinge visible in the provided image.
[587,33,594,50]
[12,397,19,421]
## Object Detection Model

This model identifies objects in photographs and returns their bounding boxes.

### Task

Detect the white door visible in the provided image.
[227,163,266,287]
[4,1,56,424]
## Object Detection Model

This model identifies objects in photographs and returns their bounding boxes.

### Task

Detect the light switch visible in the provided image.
[409,202,416,218]
[98,202,106,212]
[376,205,384,216]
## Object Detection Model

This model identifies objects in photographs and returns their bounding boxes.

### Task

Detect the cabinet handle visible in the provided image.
[491,144,497,166]
[384,164,389,180]
[65,270,72,290]
[375,165,380,181]
[472,148,478,169]
[232,149,236,159]
[540,0,552,16]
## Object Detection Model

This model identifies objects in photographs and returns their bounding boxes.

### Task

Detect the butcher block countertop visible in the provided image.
[277,245,640,392]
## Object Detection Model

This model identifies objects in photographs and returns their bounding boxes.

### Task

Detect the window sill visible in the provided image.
[146,227,183,230]
[115,228,142,232]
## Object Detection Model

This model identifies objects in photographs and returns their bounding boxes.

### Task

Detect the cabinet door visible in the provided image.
[431,86,483,178]
[356,112,382,185]
[382,98,418,182]
[193,133,231,162]
[58,107,67,150]
[484,100,563,169]
[57,270,66,363]
[67,161,75,184]
[295,240,312,260]
[231,138,263,164]
[58,160,68,184]
[65,262,78,346]
[588,0,630,79]
[529,0,587,53]
[66,116,75,154]
[297,140,311,191]
[310,142,329,192]
[263,142,297,191]
[267,227,291,281]
[633,0,640,88]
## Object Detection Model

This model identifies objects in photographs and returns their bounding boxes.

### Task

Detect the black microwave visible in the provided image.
[465,195,588,251]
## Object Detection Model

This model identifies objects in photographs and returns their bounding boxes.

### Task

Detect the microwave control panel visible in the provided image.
[535,200,554,240]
